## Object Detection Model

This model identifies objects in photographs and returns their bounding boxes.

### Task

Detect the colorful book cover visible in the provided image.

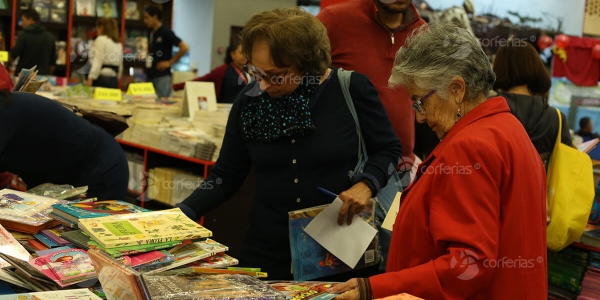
[88,238,186,258]
[40,228,72,246]
[268,281,340,300]
[87,248,145,300]
[52,200,150,222]
[28,248,96,287]
[142,273,285,300]
[32,233,58,248]
[0,288,103,299]
[186,253,239,269]
[95,0,117,17]
[0,224,31,268]
[78,208,212,248]
[289,203,379,281]
[0,253,55,287]
[0,189,61,232]
[144,239,228,274]
[129,250,166,267]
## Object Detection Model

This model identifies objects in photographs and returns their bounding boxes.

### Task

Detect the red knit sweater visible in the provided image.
[317,0,426,162]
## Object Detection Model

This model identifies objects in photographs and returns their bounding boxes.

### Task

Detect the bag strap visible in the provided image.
[337,68,368,176]
[554,108,562,146]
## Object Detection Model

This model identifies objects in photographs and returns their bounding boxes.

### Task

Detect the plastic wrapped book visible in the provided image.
[143,273,285,300]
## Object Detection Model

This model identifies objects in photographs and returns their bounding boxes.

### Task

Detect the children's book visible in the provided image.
[289,202,380,281]
[268,281,340,300]
[78,208,212,248]
[28,248,96,287]
[40,228,71,246]
[142,273,285,300]
[0,253,56,287]
[0,224,31,268]
[52,200,150,224]
[186,253,239,269]
[87,248,146,300]
[0,189,62,234]
[143,239,228,274]
[88,237,188,258]
[58,230,90,250]
[0,288,103,299]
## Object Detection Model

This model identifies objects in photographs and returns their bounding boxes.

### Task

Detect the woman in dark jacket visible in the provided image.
[0,64,128,200]
[176,7,401,280]
[172,41,249,103]
[493,40,574,170]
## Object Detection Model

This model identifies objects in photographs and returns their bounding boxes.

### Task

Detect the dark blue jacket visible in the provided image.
[178,69,402,279]
[0,92,128,199]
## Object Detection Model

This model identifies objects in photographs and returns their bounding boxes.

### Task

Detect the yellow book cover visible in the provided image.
[78,208,212,248]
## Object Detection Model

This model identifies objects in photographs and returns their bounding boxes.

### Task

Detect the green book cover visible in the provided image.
[88,239,184,258]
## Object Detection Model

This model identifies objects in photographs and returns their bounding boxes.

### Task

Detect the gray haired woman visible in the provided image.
[331,22,547,300]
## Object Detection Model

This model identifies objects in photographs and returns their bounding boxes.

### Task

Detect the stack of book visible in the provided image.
[13,66,47,93]
[547,246,589,298]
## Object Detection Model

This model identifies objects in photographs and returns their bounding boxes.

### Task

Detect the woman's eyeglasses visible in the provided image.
[244,63,293,86]
[412,90,436,114]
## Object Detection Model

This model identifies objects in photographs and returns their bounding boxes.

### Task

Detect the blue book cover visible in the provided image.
[52,200,150,220]
[289,203,379,281]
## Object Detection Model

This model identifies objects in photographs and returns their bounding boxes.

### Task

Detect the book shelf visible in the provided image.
[5,0,173,81]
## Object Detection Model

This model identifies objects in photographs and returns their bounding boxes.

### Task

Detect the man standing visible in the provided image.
[317,0,426,169]
[143,5,189,98]
[10,9,56,75]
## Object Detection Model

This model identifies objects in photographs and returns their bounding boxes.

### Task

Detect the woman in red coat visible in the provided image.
[332,23,547,299]
[172,41,249,103]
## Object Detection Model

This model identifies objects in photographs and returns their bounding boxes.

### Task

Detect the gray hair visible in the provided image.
[389,22,495,102]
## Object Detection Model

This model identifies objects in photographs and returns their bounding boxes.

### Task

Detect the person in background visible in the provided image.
[317,0,426,173]
[9,9,56,75]
[577,117,600,140]
[176,7,401,280]
[172,41,249,103]
[0,63,128,200]
[493,40,573,170]
[332,22,547,300]
[85,18,123,88]
[143,5,189,98]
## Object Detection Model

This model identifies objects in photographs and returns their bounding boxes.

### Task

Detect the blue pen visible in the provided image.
[317,186,338,198]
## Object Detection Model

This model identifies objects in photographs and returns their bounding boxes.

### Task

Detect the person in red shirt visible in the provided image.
[331,22,547,300]
[317,0,426,170]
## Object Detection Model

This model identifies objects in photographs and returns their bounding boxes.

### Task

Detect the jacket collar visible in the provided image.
[429,96,510,158]
[359,0,422,32]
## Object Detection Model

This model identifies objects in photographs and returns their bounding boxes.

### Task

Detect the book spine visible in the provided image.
[110,240,184,258]
[548,270,583,294]
[103,234,206,249]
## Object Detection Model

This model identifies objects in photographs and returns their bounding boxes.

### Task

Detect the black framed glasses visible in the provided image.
[244,63,293,86]
[412,90,436,114]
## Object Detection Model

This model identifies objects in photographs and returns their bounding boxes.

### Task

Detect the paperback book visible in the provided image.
[28,248,96,287]
[289,202,380,281]
[0,224,31,268]
[0,189,62,233]
[142,272,285,300]
[78,208,212,248]
[0,288,102,299]
[52,200,150,224]
[268,281,340,300]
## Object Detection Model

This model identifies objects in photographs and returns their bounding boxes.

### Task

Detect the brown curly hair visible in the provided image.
[241,7,331,75]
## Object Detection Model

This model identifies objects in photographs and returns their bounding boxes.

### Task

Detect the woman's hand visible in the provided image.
[330,279,359,300]
[338,181,372,226]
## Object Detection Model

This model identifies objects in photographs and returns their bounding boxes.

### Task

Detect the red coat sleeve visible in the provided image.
[369,135,503,300]
[172,64,228,91]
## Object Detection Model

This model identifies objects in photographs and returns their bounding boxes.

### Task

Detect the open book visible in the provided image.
[12,66,48,93]
[578,138,599,153]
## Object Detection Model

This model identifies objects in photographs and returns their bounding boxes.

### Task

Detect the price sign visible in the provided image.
[127,82,156,95]
[93,87,122,101]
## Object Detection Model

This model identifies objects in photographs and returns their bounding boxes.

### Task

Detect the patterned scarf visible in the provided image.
[241,78,319,142]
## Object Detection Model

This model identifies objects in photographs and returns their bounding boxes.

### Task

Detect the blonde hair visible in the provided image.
[97,18,120,43]
[241,7,331,75]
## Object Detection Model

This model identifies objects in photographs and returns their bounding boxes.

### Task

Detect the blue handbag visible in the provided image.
[337,68,403,272]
